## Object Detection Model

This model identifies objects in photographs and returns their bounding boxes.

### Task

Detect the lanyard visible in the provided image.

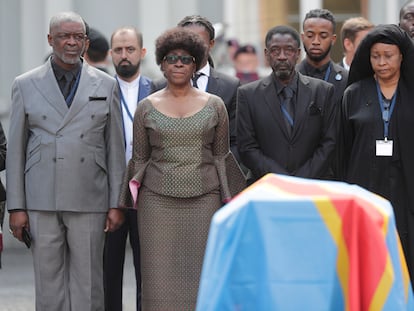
[116,76,134,123]
[323,64,331,82]
[66,70,81,105]
[375,80,397,139]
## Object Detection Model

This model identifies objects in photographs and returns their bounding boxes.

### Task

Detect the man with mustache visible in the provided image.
[296,9,348,179]
[104,26,151,311]
[237,25,337,183]
[7,11,125,310]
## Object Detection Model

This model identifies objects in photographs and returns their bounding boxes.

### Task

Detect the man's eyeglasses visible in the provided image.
[267,46,298,57]
[163,55,195,65]
[55,33,86,42]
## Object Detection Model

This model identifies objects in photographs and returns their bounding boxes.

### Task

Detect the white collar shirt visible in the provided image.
[117,75,140,163]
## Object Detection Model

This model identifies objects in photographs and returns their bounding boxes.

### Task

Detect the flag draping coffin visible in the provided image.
[196,173,414,311]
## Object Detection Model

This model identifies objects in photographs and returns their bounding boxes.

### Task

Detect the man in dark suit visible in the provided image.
[296,9,348,107]
[104,26,151,311]
[7,11,125,310]
[296,9,348,179]
[151,15,240,159]
[237,25,337,183]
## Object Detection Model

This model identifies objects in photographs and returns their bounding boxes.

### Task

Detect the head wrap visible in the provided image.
[348,24,414,86]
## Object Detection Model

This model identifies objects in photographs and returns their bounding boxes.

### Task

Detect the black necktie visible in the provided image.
[281,86,295,133]
[192,72,203,88]
[61,72,74,100]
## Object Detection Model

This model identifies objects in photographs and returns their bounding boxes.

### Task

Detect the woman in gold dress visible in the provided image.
[118,27,244,310]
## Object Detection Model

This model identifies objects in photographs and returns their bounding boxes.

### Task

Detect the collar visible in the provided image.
[274,72,298,95]
[51,57,82,80]
[342,57,350,71]
[197,63,210,77]
[116,75,141,89]
[303,60,331,78]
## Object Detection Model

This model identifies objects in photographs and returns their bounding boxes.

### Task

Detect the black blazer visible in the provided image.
[151,68,241,158]
[296,60,348,107]
[237,72,337,182]
[0,122,6,201]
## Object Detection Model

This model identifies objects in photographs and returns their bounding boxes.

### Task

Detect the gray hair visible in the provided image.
[49,11,85,33]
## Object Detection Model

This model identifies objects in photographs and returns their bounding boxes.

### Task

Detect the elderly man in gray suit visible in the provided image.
[7,11,125,311]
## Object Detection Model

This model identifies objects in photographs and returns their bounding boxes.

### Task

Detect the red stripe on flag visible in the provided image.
[334,196,388,310]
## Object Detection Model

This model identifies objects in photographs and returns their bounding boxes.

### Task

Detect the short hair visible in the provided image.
[400,0,414,19]
[155,27,207,71]
[49,11,85,34]
[265,25,301,48]
[177,15,215,41]
[234,44,257,60]
[87,28,109,62]
[340,17,374,48]
[303,8,336,33]
[110,26,144,48]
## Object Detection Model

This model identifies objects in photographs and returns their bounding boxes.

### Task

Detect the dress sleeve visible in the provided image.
[118,99,151,208]
[212,96,246,202]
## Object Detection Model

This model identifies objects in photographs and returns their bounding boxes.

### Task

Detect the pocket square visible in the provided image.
[308,102,322,115]
[89,96,107,101]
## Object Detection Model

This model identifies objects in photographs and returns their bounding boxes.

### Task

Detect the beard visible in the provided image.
[274,62,294,81]
[304,44,332,63]
[54,49,83,65]
[115,60,140,78]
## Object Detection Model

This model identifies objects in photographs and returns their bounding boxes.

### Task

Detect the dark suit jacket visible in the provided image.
[337,59,346,69]
[296,60,348,107]
[296,60,348,180]
[0,122,5,202]
[138,75,152,102]
[237,72,337,182]
[151,68,240,158]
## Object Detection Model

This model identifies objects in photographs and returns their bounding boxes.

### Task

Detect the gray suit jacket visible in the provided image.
[7,59,126,213]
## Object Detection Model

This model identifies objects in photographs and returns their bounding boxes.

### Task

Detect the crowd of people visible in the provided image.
[3,1,414,310]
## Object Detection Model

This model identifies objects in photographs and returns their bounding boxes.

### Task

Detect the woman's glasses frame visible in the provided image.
[163,55,195,65]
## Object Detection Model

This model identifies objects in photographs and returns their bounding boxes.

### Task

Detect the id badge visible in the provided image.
[376,139,393,156]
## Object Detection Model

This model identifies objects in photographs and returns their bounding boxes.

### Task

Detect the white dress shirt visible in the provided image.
[192,63,210,91]
[117,75,140,163]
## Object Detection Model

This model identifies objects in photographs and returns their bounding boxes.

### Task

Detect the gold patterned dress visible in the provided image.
[119,95,240,311]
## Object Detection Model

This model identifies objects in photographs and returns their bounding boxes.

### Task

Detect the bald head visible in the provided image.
[400,0,414,38]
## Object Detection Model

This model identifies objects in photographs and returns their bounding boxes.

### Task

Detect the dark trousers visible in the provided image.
[104,209,141,311]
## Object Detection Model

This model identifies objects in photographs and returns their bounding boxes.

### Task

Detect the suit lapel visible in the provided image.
[33,62,68,118]
[292,74,311,138]
[59,63,101,129]
[262,75,290,138]
[206,69,219,94]
[138,76,151,101]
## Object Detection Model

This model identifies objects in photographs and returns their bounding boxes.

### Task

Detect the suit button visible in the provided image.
[91,115,95,119]
[80,134,84,138]
[53,157,56,162]
[80,157,85,162]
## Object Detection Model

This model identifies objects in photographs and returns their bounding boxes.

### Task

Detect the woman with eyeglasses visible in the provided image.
[340,24,414,286]
[118,27,245,310]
